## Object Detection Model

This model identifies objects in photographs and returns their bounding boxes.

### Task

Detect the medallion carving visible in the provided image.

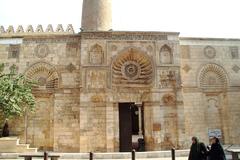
[204,46,216,59]
[35,44,49,58]
[121,61,141,80]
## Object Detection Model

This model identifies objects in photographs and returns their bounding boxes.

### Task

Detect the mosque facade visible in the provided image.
[0,0,240,152]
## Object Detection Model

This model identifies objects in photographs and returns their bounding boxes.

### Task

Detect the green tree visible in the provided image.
[0,64,35,128]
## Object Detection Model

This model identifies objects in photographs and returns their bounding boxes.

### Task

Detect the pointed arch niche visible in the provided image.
[160,45,173,64]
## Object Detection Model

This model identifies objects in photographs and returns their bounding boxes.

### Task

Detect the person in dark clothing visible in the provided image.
[2,119,9,137]
[188,137,207,160]
[207,137,226,160]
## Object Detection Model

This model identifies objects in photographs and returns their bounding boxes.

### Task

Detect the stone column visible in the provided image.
[81,0,112,31]
[136,104,143,136]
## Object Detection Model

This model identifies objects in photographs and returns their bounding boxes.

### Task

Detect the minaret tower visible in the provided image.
[81,0,112,31]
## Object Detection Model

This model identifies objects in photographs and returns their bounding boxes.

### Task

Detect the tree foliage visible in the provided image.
[0,64,35,119]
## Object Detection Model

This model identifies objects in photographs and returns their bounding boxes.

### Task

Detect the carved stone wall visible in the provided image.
[1,32,240,152]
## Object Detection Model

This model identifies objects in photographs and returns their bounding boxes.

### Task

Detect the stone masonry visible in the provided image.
[0,0,240,153]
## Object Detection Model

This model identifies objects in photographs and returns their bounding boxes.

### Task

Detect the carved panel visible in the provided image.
[162,94,176,106]
[8,44,20,59]
[35,44,49,58]
[66,63,76,72]
[230,46,239,59]
[199,64,227,89]
[66,42,78,57]
[86,70,107,89]
[232,65,240,73]
[182,64,191,73]
[160,45,173,64]
[206,97,222,130]
[112,47,153,87]
[89,44,104,65]
[204,46,216,59]
[158,69,180,88]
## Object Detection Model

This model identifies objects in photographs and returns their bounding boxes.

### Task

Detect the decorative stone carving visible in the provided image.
[182,64,191,73]
[35,44,49,58]
[147,45,153,53]
[112,47,153,86]
[25,62,59,89]
[86,70,107,89]
[66,63,76,72]
[38,77,47,86]
[121,61,141,80]
[159,69,180,88]
[232,65,240,73]
[111,45,117,51]
[160,45,173,64]
[204,46,216,59]
[66,42,78,57]
[89,44,104,65]
[162,94,176,105]
[206,97,221,130]
[199,64,227,89]
[230,46,239,59]
[8,44,20,59]
[81,32,168,41]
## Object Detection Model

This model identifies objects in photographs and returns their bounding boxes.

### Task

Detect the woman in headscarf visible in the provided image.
[188,137,207,160]
[208,137,226,160]
[2,119,9,137]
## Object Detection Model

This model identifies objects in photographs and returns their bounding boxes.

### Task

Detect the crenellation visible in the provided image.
[16,25,24,33]
[26,25,34,33]
[6,25,14,33]
[0,26,5,33]
[56,24,64,32]
[36,25,44,33]
[46,24,54,32]
[0,24,75,37]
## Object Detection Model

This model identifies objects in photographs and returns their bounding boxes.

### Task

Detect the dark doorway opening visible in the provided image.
[119,103,144,152]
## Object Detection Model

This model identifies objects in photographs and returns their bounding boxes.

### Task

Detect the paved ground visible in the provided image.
[0,158,189,160]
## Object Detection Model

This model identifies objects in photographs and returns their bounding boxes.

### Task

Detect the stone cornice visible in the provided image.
[80,31,179,41]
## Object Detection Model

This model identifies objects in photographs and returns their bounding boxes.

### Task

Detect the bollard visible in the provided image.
[132,149,136,160]
[171,148,175,160]
[44,152,48,160]
[232,152,238,160]
[89,152,93,160]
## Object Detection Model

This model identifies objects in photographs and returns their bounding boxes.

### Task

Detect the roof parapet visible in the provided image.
[0,24,75,37]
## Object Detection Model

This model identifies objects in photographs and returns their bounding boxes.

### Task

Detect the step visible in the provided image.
[0,137,18,153]
[0,137,37,153]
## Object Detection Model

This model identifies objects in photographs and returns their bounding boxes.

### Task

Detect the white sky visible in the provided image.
[0,0,240,38]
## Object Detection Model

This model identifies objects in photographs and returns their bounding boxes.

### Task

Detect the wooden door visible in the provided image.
[119,103,133,152]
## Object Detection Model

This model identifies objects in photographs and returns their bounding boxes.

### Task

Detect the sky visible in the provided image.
[0,0,240,38]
